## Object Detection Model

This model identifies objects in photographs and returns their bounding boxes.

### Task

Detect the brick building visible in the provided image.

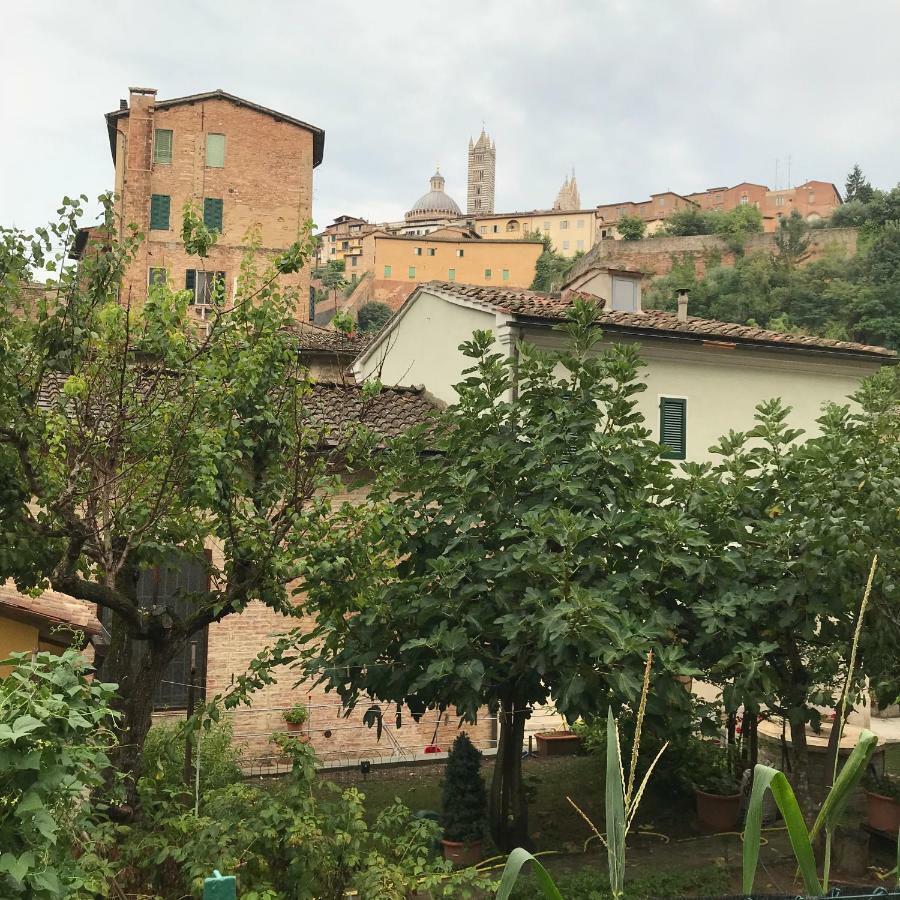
[104,87,324,322]
[315,215,378,269]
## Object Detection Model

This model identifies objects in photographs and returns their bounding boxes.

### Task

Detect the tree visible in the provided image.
[528,232,581,292]
[844,164,874,204]
[617,214,646,241]
[321,259,348,304]
[356,301,393,334]
[679,375,900,813]
[0,196,376,797]
[774,210,811,268]
[661,207,718,236]
[294,300,702,849]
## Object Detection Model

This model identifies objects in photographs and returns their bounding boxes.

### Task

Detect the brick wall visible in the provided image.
[114,89,316,321]
[572,227,859,282]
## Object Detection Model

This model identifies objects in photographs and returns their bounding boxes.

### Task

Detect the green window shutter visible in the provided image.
[660,397,687,460]
[408,266,416,279]
[153,129,173,165]
[203,198,223,232]
[448,268,455,281]
[185,269,196,301]
[502,269,509,281]
[383,264,392,277]
[150,194,170,230]
[484,268,492,279]
[206,133,225,168]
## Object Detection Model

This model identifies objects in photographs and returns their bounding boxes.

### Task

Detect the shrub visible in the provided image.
[283,704,308,725]
[0,648,119,898]
[441,733,487,843]
[356,301,393,334]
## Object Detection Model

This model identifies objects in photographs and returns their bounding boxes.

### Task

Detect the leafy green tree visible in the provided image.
[679,373,900,813]
[617,214,646,241]
[356,301,393,334]
[441,734,487,843]
[844,164,874,204]
[774,210,811,268]
[528,232,581,291]
[294,300,702,849]
[661,207,718,236]
[0,196,374,795]
[321,258,348,304]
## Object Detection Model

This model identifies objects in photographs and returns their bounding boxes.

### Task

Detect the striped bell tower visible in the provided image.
[467,128,496,215]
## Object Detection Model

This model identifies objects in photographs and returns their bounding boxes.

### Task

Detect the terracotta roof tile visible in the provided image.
[426,282,895,359]
[290,322,372,353]
[0,581,102,636]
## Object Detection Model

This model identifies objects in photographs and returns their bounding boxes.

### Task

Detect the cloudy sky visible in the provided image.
[3,1,899,234]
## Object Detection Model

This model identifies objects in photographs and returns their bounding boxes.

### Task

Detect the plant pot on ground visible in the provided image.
[864,771,900,834]
[441,733,487,867]
[691,740,743,832]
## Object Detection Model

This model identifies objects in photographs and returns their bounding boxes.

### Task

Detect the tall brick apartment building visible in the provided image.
[104,87,324,321]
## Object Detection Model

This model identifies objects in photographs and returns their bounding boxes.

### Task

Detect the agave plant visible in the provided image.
[496,651,665,900]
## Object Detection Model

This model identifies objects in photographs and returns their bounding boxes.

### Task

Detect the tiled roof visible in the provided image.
[426,282,895,359]
[291,322,372,354]
[304,382,440,444]
[0,581,102,637]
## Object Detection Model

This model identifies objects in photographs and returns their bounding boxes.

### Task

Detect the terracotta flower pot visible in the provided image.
[695,788,742,832]
[284,720,307,733]
[866,790,900,834]
[441,838,483,867]
[535,730,581,757]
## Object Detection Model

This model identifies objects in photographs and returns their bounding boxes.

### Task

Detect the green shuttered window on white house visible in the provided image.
[659,397,687,460]
[150,194,170,230]
[203,198,224,232]
[153,129,173,165]
[206,133,225,168]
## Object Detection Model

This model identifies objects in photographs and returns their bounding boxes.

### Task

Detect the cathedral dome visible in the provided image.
[406,169,462,222]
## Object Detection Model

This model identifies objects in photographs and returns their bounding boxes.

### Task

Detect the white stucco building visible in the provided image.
[353,275,895,463]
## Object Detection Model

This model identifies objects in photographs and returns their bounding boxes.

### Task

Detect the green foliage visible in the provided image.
[0,649,119,898]
[687,739,742,795]
[356,301,393,334]
[845,164,875,204]
[616,215,646,241]
[283,704,309,725]
[138,716,243,811]
[294,299,703,848]
[742,730,878,896]
[441,733,487,843]
[661,204,763,243]
[121,740,487,899]
[320,259,348,294]
[496,848,563,900]
[530,238,581,291]
[865,770,900,801]
[774,210,812,267]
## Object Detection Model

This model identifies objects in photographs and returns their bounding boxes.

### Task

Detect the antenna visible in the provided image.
[787,154,792,188]
[775,158,779,191]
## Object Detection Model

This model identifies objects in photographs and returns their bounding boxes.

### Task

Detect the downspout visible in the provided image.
[495,315,522,402]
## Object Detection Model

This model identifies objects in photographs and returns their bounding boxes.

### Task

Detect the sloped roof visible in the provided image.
[304,382,441,444]
[292,322,372,354]
[423,282,895,360]
[0,581,102,637]
[106,89,324,166]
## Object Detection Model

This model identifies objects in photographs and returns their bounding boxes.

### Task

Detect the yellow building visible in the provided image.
[471,208,598,257]
[0,583,100,676]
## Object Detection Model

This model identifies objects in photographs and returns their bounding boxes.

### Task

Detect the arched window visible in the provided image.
[506,220,520,232]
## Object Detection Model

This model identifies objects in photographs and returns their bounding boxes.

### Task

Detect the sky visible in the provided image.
[3,0,900,235]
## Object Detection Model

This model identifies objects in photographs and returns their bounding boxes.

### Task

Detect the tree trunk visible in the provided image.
[489,698,530,851]
[100,612,180,806]
[787,712,815,821]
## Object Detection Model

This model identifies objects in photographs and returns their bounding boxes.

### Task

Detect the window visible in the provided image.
[206,133,225,168]
[203,198,223,232]
[740,195,748,205]
[612,276,638,312]
[502,269,509,281]
[659,397,687,460]
[448,268,456,281]
[408,266,416,278]
[342,241,349,250]
[150,194,171,230]
[414,247,422,256]
[456,249,464,257]
[479,226,487,234]
[351,255,358,267]
[658,197,665,206]
[576,240,584,250]
[562,240,570,250]
[808,192,815,203]
[427,248,436,256]
[577,219,584,228]
[185,269,226,305]
[153,128,173,165]
[330,235,336,242]
[484,268,492,279]
[148,267,167,286]
[492,225,499,233]
[475,199,481,209]
[330,247,336,255]
[543,221,550,230]
[384,264,392,277]
[775,196,785,207]
[560,220,569,229]
[476,187,481,195]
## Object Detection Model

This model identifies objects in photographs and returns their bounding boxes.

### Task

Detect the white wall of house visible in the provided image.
[355,287,887,464]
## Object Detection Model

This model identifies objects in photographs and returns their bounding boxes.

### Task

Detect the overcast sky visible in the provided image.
[3,1,900,235]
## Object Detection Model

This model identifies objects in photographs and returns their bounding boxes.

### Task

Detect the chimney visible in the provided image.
[119,98,128,110]
[677,289,689,322]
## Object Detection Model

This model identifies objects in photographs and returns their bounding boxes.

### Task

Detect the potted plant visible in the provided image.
[864,771,900,834]
[691,740,743,832]
[440,733,487,867]
[283,704,309,735]
[535,713,582,757]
